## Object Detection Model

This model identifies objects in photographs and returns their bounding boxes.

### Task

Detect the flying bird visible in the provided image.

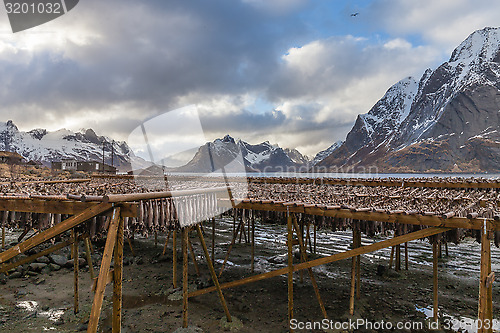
[351,12,359,17]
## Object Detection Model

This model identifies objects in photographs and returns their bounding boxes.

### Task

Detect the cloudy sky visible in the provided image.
[0,0,499,157]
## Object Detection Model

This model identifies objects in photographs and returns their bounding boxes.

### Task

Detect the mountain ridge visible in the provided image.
[316,27,500,173]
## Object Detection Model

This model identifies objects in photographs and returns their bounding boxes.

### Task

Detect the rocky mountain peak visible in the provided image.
[449,27,500,64]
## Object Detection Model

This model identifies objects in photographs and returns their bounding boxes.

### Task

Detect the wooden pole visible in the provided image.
[189,227,451,299]
[126,238,136,257]
[72,229,79,314]
[349,224,357,315]
[287,210,294,331]
[182,228,189,328]
[395,244,401,271]
[389,246,395,269]
[292,215,327,319]
[355,226,361,300]
[188,238,200,277]
[88,207,121,333]
[218,220,243,277]
[173,229,177,288]
[313,223,317,254]
[84,237,96,280]
[112,214,124,333]
[195,225,232,322]
[478,221,493,333]
[405,242,409,271]
[251,212,255,273]
[162,229,172,256]
[433,238,439,322]
[1,226,5,249]
[211,218,215,266]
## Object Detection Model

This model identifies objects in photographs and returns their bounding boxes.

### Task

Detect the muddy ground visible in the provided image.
[0,217,498,333]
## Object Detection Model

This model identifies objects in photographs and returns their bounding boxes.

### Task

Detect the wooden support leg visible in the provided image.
[287,211,294,331]
[355,228,361,300]
[395,244,401,272]
[292,215,327,319]
[126,238,136,257]
[389,246,394,269]
[313,223,317,254]
[349,226,357,316]
[183,228,189,328]
[218,220,243,277]
[433,238,439,322]
[445,242,449,257]
[1,226,5,249]
[88,207,121,333]
[478,222,493,333]
[405,242,409,271]
[85,237,96,280]
[211,218,215,266]
[162,229,172,256]
[188,238,200,277]
[251,214,255,273]
[173,230,177,288]
[72,229,79,314]
[112,214,124,333]
[195,225,232,322]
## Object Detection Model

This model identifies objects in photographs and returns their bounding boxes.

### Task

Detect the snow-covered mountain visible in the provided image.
[0,120,148,172]
[312,140,343,166]
[173,135,310,173]
[316,27,500,173]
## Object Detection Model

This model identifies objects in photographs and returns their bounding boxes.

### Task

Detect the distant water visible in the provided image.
[166,172,500,179]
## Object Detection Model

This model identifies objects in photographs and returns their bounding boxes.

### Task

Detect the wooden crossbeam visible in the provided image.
[0,202,113,264]
[220,201,500,231]
[0,200,137,217]
[189,226,451,298]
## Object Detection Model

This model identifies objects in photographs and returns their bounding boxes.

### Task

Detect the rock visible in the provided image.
[29,263,47,272]
[49,254,68,267]
[8,272,22,279]
[0,274,7,284]
[54,317,65,326]
[49,264,61,271]
[35,256,50,264]
[220,316,243,331]
[66,258,86,268]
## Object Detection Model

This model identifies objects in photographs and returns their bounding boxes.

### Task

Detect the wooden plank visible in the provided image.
[112,214,124,333]
[189,227,450,298]
[106,187,227,203]
[0,202,113,264]
[0,200,137,217]
[87,207,121,333]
